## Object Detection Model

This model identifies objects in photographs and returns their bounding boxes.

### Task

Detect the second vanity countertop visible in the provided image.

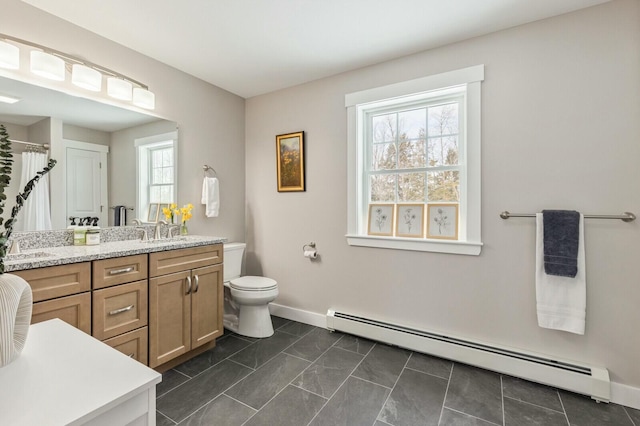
[4,235,227,272]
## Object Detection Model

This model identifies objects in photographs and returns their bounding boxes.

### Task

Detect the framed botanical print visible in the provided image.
[427,203,459,240]
[395,204,425,238]
[367,204,394,236]
[147,203,160,222]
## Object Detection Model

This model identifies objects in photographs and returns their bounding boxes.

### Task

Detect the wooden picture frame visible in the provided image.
[395,204,425,238]
[427,203,459,240]
[147,203,160,223]
[276,131,305,192]
[367,204,394,236]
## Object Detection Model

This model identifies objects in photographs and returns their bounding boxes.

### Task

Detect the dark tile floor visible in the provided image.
[156,316,639,426]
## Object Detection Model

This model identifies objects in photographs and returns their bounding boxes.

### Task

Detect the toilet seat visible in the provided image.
[230,276,277,292]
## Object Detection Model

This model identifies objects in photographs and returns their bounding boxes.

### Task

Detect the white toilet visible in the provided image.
[223,242,278,338]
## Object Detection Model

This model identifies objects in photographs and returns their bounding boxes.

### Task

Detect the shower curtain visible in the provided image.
[16,151,52,231]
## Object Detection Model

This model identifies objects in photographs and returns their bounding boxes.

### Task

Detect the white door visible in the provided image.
[66,147,106,225]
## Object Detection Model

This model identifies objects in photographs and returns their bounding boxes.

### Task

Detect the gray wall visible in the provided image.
[5,0,246,241]
[245,0,640,387]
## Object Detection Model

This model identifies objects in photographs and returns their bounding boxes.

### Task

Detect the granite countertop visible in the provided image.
[4,235,227,272]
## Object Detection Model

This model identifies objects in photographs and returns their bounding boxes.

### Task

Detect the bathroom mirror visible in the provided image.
[0,76,178,230]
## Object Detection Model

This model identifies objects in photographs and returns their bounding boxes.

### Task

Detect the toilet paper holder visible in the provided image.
[302,242,318,259]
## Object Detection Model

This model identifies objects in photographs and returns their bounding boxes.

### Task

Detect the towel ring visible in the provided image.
[203,165,217,177]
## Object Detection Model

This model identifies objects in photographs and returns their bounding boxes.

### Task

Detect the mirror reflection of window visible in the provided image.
[135,131,178,223]
[149,145,174,204]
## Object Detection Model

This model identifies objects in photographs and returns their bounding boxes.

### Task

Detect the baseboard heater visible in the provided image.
[326,310,610,402]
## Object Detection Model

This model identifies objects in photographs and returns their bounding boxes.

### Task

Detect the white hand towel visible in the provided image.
[201,177,220,217]
[536,213,586,334]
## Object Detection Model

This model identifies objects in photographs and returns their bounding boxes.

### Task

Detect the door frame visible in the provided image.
[58,139,109,228]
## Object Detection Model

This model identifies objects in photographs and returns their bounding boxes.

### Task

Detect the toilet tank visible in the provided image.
[223,242,246,282]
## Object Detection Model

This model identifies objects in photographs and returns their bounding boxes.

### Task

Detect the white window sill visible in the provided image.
[346,234,483,255]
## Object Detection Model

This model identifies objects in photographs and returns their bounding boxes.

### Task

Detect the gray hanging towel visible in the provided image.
[113,205,125,226]
[542,210,580,278]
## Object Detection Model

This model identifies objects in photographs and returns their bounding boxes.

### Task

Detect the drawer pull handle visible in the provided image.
[128,353,135,358]
[193,275,199,293]
[109,304,135,315]
[109,267,134,275]
[186,276,192,294]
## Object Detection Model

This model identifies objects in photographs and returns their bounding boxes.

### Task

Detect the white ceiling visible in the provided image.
[22,0,609,99]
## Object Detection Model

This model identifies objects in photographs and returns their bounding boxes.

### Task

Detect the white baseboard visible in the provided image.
[268,302,640,408]
[611,381,640,410]
[269,303,326,328]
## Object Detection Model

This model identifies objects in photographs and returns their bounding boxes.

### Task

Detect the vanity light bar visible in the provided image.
[0,33,155,109]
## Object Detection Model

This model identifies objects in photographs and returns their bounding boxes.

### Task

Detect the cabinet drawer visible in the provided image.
[14,262,91,303]
[32,292,91,334]
[149,244,222,277]
[93,280,148,341]
[93,254,148,289]
[103,327,148,365]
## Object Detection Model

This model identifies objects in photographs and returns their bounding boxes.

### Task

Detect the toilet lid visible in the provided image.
[230,276,278,291]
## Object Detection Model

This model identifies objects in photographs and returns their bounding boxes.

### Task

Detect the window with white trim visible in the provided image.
[135,131,178,222]
[346,65,484,255]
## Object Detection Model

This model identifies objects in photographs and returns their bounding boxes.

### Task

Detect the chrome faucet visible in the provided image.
[154,220,168,240]
[132,218,142,226]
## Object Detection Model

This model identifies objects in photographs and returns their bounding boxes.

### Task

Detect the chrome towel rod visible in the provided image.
[500,211,636,222]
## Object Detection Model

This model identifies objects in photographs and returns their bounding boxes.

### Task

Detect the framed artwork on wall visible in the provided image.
[427,203,459,240]
[367,204,394,236]
[395,204,425,238]
[276,131,305,192]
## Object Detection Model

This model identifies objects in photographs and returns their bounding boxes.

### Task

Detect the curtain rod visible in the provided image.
[9,139,50,149]
[500,211,636,222]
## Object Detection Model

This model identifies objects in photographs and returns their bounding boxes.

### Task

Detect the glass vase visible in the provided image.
[180,223,188,236]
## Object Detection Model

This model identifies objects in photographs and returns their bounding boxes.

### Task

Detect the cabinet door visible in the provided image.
[191,264,223,349]
[149,271,191,368]
[32,293,91,334]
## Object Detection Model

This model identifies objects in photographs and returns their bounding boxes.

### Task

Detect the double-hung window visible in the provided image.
[135,131,178,222]
[346,65,484,255]
[148,145,175,204]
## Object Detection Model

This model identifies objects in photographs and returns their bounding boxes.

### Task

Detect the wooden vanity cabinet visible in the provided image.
[92,255,149,365]
[148,245,223,368]
[13,263,92,334]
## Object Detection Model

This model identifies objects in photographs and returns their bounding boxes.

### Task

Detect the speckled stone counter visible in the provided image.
[5,234,227,272]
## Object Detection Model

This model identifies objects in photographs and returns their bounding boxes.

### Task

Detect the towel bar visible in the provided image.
[500,211,636,222]
[203,165,217,177]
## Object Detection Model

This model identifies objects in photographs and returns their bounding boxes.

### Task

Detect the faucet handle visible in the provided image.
[8,239,21,254]
[168,224,180,238]
[138,228,148,241]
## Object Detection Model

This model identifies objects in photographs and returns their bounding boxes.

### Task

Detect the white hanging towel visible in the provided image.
[535,213,586,334]
[201,177,220,217]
